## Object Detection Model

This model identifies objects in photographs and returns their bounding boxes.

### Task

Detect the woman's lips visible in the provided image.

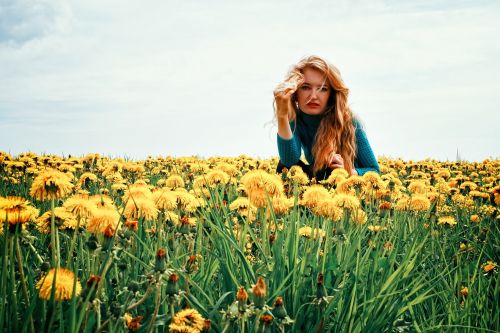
[307,103,320,108]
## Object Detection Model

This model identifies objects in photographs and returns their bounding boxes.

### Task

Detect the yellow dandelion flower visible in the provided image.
[164,210,180,225]
[36,268,82,301]
[300,185,331,209]
[434,181,451,194]
[289,171,309,185]
[478,204,497,217]
[172,190,198,210]
[368,225,387,232]
[204,170,230,187]
[460,286,468,298]
[408,180,428,194]
[169,308,205,333]
[363,171,383,188]
[460,181,478,191]
[124,197,158,220]
[0,196,39,225]
[87,207,120,234]
[63,194,95,219]
[36,207,77,234]
[298,226,326,239]
[122,183,153,202]
[111,183,127,192]
[395,197,410,211]
[229,197,253,211]
[409,194,431,212]
[90,194,116,209]
[164,174,185,189]
[351,208,368,224]
[30,168,74,201]
[215,162,239,177]
[331,193,360,211]
[470,214,480,223]
[482,261,497,273]
[437,216,457,226]
[271,196,294,215]
[78,172,98,187]
[313,198,344,221]
[247,188,269,208]
[436,169,451,179]
[152,189,177,210]
[330,168,349,178]
[240,170,284,197]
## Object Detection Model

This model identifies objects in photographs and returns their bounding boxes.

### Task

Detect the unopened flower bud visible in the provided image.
[272,296,287,319]
[236,287,248,313]
[166,273,179,296]
[252,276,267,309]
[316,272,327,299]
[155,248,167,272]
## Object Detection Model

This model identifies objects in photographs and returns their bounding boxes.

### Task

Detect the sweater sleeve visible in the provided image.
[354,123,380,176]
[276,120,302,168]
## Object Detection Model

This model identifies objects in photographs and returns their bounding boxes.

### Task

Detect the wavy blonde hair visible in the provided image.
[283,55,357,176]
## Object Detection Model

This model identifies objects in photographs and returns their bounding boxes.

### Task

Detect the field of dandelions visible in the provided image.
[0,152,498,333]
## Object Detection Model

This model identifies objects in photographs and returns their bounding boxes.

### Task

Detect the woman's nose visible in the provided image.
[310,88,318,99]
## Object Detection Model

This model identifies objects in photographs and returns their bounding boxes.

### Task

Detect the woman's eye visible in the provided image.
[300,86,311,90]
[320,86,329,92]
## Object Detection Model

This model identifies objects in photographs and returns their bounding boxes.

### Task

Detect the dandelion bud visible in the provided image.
[236,287,248,313]
[269,232,276,245]
[166,273,179,296]
[155,248,167,272]
[127,280,141,293]
[260,311,273,327]
[82,275,101,301]
[202,319,211,331]
[316,273,327,299]
[252,276,267,309]
[102,225,115,251]
[179,216,193,235]
[185,255,199,274]
[86,234,98,250]
[110,300,121,317]
[272,296,287,319]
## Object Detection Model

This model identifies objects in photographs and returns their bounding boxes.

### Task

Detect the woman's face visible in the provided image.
[296,67,331,115]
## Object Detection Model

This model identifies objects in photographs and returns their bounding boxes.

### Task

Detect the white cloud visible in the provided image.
[0,0,499,161]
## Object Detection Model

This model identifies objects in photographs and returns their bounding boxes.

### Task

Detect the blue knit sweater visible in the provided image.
[277,111,380,175]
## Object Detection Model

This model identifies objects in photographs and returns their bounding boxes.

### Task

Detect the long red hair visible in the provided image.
[286,56,357,176]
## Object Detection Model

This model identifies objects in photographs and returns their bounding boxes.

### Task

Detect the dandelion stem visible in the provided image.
[9,235,19,332]
[66,215,81,268]
[50,198,60,268]
[146,283,161,333]
[15,233,35,333]
[126,287,152,311]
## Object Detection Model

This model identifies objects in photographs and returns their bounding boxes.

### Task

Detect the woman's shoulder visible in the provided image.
[352,115,363,130]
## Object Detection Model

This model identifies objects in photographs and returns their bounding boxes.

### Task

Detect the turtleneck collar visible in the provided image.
[298,109,324,126]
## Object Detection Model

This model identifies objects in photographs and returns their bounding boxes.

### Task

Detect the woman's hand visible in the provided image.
[329,153,358,175]
[274,73,303,119]
[328,153,344,170]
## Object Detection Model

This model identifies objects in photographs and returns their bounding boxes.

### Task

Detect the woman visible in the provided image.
[274,55,380,180]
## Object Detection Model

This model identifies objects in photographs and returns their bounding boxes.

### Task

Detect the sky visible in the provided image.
[0,0,499,162]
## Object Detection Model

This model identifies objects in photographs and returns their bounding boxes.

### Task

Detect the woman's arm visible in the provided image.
[354,124,380,175]
[277,120,301,167]
[274,73,303,168]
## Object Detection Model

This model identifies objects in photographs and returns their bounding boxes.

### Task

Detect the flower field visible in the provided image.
[0,151,498,333]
